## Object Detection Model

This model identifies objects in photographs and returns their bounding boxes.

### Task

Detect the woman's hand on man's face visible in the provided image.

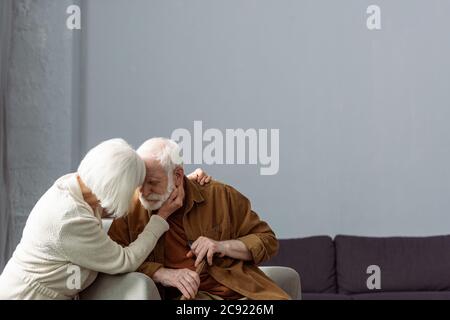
[157,185,185,219]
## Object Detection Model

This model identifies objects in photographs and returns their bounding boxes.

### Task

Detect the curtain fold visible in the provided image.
[0,0,13,272]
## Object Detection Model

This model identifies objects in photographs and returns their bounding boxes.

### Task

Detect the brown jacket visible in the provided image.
[108,177,290,300]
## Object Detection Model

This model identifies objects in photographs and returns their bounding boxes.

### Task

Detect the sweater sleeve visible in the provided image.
[59,213,169,274]
[108,214,165,278]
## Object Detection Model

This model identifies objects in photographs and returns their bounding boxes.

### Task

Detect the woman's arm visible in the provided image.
[60,186,185,274]
[60,212,169,275]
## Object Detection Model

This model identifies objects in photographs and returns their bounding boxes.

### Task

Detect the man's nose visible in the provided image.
[141,185,151,197]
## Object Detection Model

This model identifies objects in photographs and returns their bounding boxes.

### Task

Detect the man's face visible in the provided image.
[139,158,174,211]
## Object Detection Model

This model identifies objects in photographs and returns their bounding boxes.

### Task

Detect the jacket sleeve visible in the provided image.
[108,213,164,278]
[108,214,132,247]
[226,185,279,265]
[136,261,164,278]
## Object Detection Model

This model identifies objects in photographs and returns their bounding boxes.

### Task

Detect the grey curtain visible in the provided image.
[0,0,13,271]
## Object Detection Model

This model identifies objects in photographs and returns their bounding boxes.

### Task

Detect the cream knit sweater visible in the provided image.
[0,173,169,300]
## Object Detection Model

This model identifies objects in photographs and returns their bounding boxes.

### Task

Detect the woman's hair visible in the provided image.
[77,138,145,217]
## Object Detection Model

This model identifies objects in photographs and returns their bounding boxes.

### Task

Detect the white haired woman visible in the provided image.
[0,138,210,300]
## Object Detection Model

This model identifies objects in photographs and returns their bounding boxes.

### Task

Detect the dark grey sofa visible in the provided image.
[262,235,450,300]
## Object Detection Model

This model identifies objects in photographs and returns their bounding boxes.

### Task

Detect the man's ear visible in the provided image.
[174,166,184,187]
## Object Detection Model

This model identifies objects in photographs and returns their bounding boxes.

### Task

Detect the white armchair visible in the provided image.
[80,267,301,300]
[80,272,161,300]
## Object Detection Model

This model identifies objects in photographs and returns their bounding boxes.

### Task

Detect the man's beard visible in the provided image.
[139,174,175,211]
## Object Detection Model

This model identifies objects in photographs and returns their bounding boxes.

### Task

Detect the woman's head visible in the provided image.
[77,138,145,217]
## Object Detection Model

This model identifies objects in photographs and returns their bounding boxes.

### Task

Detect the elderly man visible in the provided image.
[108,137,290,300]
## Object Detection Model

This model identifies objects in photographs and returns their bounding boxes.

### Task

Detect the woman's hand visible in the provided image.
[187,168,212,185]
[157,186,185,220]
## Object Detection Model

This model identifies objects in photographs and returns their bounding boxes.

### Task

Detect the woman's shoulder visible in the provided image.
[43,183,97,228]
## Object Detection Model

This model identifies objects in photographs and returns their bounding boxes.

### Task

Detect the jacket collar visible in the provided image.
[182,176,205,215]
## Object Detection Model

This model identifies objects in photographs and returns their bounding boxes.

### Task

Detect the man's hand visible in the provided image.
[152,268,200,300]
[187,237,254,264]
[186,236,226,267]
[157,185,184,220]
[187,168,212,186]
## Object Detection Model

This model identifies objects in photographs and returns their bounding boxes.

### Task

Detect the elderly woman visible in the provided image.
[0,138,210,299]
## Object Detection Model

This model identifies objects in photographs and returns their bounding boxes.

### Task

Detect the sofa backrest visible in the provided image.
[335,234,450,294]
[262,236,337,293]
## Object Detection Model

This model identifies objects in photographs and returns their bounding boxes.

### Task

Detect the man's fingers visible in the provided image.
[207,248,214,266]
[182,278,197,299]
[186,272,201,288]
[190,237,203,252]
[186,250,194,258]
[194,242,207,257]
[191,242,203,257]
[205,176,212,183]
[178,282,191,300]
[195,247,208,267]
[181,279,196,299]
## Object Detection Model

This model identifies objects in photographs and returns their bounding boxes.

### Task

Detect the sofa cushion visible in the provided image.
[262,236,336,293]
[302,293,351,300]
[352,291,450,300]
[335,234,450,294]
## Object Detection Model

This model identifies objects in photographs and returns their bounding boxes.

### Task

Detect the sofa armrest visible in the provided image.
[259,266,301,300]
[79,272,161,300]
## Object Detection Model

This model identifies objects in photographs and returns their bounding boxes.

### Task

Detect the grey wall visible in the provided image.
[0,0,13,270]
[1,0,450,252]
[5,0,81,249]
[82,0,450,238]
